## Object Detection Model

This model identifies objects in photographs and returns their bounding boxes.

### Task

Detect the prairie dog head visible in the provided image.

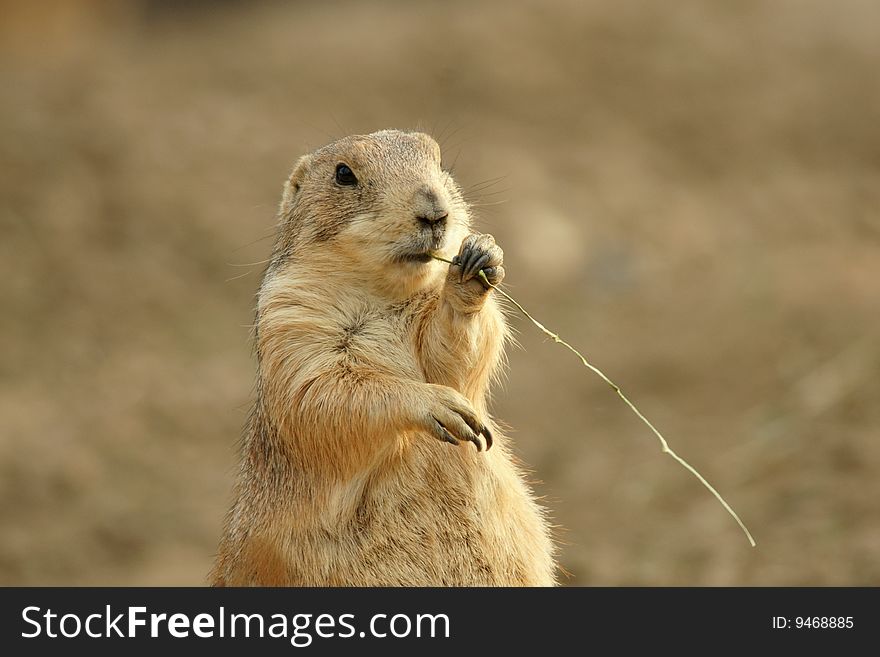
[273,130,470,296]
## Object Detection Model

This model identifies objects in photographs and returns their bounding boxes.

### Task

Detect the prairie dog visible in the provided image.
[211,129,556,586]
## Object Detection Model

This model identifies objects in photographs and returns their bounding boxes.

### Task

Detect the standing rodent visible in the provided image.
[210,129,556,586]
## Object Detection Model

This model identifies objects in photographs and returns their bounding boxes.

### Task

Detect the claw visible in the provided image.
[433,417,484,451]
[465,253,490,283]
[457,410,484,440]
[434,420,460,446]
[481,425,493,450]
[454,235,501,286]
[458,246,473,283]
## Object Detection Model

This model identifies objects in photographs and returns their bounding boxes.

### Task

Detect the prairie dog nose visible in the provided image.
[416,208,449,225]
[414,185,448,226]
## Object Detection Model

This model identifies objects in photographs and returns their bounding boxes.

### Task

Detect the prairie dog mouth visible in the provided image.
[395,234,446,264]
[397,252,434,264]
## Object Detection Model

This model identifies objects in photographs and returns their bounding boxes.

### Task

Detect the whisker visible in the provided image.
[231,230,277,253]
[465,187,512,201]
[226,270,255,283]
[328,111,348,140]
[437,123,464,152]
[227,258,273,267]
[465,175,508,193]
[468,199,510,208]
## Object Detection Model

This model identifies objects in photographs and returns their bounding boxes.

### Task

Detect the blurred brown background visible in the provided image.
[1,0,878,586]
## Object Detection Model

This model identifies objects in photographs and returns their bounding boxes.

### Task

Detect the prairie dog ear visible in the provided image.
[280,153,313,214]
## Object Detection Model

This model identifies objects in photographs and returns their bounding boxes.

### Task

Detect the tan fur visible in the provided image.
[210,129,556,586]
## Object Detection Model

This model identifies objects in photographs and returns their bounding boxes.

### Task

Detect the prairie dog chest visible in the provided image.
[329,297,425,374]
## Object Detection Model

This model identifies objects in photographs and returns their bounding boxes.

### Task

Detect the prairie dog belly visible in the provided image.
[310,438,554,586]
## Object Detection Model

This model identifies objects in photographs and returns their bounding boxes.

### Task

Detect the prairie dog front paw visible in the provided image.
[413,384,492,451]
[449,233,505,288]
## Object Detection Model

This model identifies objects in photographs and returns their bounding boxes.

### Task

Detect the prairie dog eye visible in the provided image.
[335,163,358,186]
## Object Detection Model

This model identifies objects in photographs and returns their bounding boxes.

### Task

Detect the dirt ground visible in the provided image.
[1,0,878,586]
